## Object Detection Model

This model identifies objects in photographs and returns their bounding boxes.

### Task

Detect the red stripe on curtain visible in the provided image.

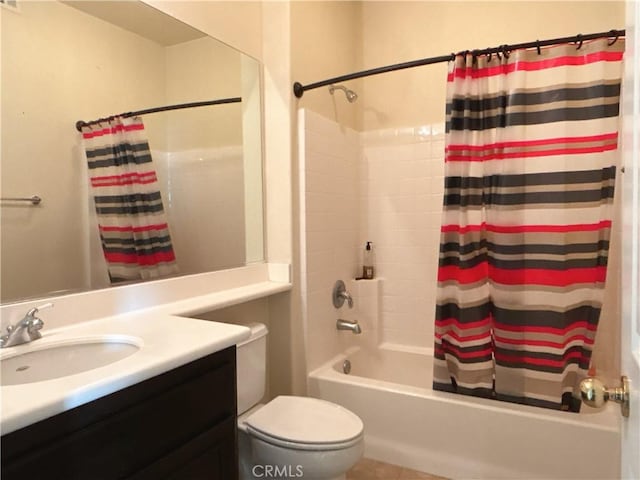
[91,172,159,187]
[488,265,608,286]
[441,221,611,234]
[104,250,177,265]
[447,50,624,81]
[98,223,170,233]
[438,262,488,284]
[437,264,607,286]
[82,122,145,139]
[445,143,617,162]
[446,132,618,152]
[437,346,494,359]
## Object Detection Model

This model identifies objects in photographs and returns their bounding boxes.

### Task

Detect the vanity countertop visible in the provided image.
[0,309,250,435]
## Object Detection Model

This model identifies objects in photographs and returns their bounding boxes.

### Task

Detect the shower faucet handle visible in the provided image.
[332,280,354,309]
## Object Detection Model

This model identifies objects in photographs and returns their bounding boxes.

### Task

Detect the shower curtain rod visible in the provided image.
[292,29,625,98]
[75,97,242,132]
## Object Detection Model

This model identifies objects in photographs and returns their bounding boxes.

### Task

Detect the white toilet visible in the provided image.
[236,323,364,480]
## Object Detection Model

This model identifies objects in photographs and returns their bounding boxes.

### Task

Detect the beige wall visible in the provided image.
[291,1,362,131]
[289,1,625,131]
[360,1,625,130]
[165,36,243,150]
[194,292,299,400]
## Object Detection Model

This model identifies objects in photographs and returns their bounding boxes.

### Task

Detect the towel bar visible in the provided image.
[0,195,42,205]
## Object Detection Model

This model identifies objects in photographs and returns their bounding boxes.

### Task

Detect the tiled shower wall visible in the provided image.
[156,147,246,275]
[359,125,446,349]
[300,110,363,371]
[301,109,445,371]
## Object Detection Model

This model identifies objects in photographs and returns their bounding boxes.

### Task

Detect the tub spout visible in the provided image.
[336,319,362,334]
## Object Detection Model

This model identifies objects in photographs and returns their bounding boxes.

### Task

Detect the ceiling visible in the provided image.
[62,1,206,46]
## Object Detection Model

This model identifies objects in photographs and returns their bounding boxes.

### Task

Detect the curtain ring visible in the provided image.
[575,34,583,50]
[501,44,510,59]
[608,30,620,46]
[535,40,541,55]
[450,52,456,62]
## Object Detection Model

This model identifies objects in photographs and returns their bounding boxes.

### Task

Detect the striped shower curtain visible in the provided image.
[81,116,178,283]
[433,38,624,412]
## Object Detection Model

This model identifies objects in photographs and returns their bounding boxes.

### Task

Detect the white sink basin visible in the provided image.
[1,336,141,385]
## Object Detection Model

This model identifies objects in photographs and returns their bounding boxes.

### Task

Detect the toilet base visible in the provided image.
[238,427,362,480]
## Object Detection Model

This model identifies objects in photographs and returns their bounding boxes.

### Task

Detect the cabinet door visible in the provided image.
[129,417,238,480]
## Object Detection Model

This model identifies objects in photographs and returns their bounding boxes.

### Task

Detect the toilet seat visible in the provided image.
[242,396,364,451]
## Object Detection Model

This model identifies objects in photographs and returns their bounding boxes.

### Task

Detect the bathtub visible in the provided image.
[308,346,621,480]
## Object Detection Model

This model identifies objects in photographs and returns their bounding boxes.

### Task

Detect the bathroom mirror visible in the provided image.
[0,0,264,303]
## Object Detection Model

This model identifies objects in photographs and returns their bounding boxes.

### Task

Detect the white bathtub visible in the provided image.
[308,346,621,480]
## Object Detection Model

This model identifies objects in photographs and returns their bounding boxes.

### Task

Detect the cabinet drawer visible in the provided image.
[2,347,237,480]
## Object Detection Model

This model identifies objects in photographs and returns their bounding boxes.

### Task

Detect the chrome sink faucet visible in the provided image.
[0,303,53,348]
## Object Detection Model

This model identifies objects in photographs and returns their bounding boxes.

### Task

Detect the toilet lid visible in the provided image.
[244,396,364,446]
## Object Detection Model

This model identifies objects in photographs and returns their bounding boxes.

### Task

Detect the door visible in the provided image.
[621,1,640,478]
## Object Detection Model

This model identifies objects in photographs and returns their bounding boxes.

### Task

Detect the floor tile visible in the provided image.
[347,458,448,480]
[399,467,447,479]
[347,458,402,479]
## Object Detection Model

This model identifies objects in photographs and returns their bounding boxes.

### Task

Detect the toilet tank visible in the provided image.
[236,322,268,415]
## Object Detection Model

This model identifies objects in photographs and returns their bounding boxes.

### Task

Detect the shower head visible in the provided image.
[328,84,358,103]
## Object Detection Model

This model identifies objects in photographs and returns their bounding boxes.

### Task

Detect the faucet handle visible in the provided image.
[24,303,51,340]
[26,302,54,317]
[332,280,354,309]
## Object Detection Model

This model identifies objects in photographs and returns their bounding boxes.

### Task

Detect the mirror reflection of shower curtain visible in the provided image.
[76,144,110,290]
[433,38,624,412]
[80,116,178,283]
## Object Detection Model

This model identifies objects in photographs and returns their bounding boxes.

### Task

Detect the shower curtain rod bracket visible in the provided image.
[293,82,305,99]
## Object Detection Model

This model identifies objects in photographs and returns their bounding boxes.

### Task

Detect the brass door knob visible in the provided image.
[580,376,630,417]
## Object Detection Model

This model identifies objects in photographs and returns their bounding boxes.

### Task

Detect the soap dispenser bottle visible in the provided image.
[363,241,375,279]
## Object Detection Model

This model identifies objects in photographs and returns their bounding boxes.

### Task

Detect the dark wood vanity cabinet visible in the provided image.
[1,346,238,480]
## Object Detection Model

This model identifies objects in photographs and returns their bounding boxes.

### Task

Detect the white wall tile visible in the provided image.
[360,124,446,349]
[300,109,365,370]
[302,111,478,358]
